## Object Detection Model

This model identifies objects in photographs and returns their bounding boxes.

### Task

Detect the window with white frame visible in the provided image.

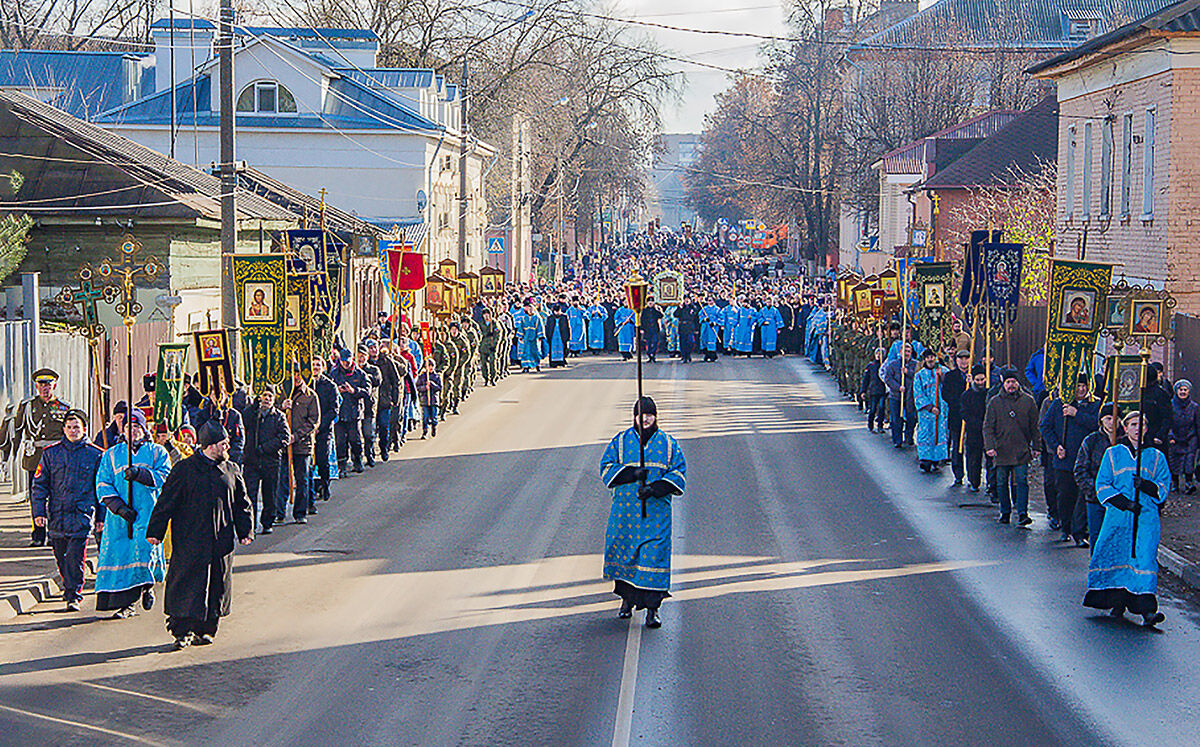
[235,81,297,114]
[1142,107,1156,218]
[1121,112,1133,216]
[1065,125,1077,219]
[1082,121,1093,220]
[1100,117,1113,217]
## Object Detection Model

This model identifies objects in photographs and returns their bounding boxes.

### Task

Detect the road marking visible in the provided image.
[611,617,642,747]
[78,681,226,716]
[0,702,168,745]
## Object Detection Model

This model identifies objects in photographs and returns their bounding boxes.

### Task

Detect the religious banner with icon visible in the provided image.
[1021,248,1051,306]
[480,266,505,297]
[153,343,189,430]
[233,253,288,389]
[958,230,992,325]
[653,271,683,306]
[285,272,314,387]
[192,329,235,397]
[913,261,954,350]
[983,241,1024,326]
[1044,259,1112,402]
[852,282,873,317]
[1105,354,1146,407]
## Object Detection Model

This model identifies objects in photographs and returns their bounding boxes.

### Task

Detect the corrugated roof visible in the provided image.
[875,110,1022,174]
[1029,0,1200,74]
[920,96,1059,188]
[854,0,1177,52]
[333,68,435,89]
[0,89,295,222]
[236,167,381,238]
[240,26,379,42]
[0,50,149,118]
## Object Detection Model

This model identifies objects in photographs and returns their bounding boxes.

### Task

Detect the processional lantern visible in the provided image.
[624,273,649,322]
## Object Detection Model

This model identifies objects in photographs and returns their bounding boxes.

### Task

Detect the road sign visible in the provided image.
[416,189,427,213]
[487,237,506,254]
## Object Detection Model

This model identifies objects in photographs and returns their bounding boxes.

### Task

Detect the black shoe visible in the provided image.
[380,452,389,462]
[112,605,137,620]
[353,465,364,474]
[953,478,963,486]
[1109,606,1125,618]
[261,526,273,535]
[1049,517,1061,531]
[998,513,1010,524]
[141,587,155,611]
[969,484,980,492]
[293,517,308,525]
[307,505,317,515]
[173,633,195,650]
[365,460,375,468]
[1142,612,1165,627]
[618,600,633,619]
[66,599,81,612]
[1018,514,1033,527]
[194,633,214,646]
[1075,537,1090,548]
[645,609,662,628]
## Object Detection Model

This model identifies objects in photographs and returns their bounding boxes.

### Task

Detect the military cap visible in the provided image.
[32,368,58,383]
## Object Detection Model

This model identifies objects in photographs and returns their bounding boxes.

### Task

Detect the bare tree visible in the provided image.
[2,0,153,50]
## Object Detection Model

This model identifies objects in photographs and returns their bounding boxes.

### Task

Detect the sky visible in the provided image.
[613,0,787,135]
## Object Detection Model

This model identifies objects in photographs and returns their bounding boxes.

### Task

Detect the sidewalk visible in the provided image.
[0,497,76,619]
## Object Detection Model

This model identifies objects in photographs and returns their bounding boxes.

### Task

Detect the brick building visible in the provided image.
[1029,0,1200,315]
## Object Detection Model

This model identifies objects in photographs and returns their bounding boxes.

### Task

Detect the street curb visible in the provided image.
[0,576,61,620]
[1158,546,1200,590]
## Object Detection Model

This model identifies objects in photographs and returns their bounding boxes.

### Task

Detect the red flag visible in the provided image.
[394,250,426,291]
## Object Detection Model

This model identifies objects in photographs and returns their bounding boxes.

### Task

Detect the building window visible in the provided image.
[1082,121,1093,220]
[1068,19,1094,42]
[1121,112,1133,217]
[236,81,297,114]
[1142,107,1156,218]
[1065,125,1076,220]
[1100,117,1113,217]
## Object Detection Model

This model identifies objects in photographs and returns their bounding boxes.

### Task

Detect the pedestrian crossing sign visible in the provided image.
[487,237,506,254]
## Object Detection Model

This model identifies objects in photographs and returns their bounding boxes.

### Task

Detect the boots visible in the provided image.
[618,599,633,619]
[645,608,661,628]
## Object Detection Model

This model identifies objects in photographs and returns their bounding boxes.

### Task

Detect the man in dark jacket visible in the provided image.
[943,349,971,484]
[960,365,992,494]
[242,386,290,534]
[283,367,320,523]
[1039,374,1100,546]
[415,359,442,438]
[358,344,383,468]
[861,348,887,432]
[331,349,370,474]
[882,343,917,448]
[1075,405,1118,548]
[310,356,340,502]
[479,309,500,386]
[984,370,1040,525]
[370,342,400,462]
[192,398,245,466]
[31,409,102,610]
[147,420,253,648]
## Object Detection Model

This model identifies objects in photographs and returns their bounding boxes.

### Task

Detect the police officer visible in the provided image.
[1,368,72,546]
[31,408,102,610]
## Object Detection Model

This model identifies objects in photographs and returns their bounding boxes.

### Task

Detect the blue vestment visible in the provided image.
[615,307,635,352]
[601,428,686,591]
[723,305,740,348]
[888,338,926,363]
[733,307,754,352]
[664,314,679,353]
[518,312,544,368]
[95,441,169,594]
[759,306,783,353]
[700,305,720,351]
[1088,443,1170,599]
[567,306,585,352]
[586,305,607,350]
[913,365,949,461]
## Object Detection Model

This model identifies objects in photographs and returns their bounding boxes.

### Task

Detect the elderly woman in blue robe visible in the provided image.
[913,348,949,472]
[600,396,686,629]
[517,300,545,372]
[1085,410,1170,627]
[95,409,170,618]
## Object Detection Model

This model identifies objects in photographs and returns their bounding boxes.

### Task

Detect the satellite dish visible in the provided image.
[416,189,428,213]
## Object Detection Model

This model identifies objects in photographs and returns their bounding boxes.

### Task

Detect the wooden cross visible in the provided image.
[55,268,115,339]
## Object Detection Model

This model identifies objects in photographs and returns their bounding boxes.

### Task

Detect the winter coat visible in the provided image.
[983,388,1041,466]
[1039,397,1101,471]
[30,437,103,538]
[331,364,370,421]
[862,361,886,397]
[287,384,320,456]
[415,371,442,407]
[192,403,245,464]
[1074,430,1114,504]
[313,374,341,432]
[373,354,401,410]
[942,368,969,419]
[359,361,382,416]
[959,386,989,447]
[147,451,252,621]
[243,402,290,467]
[1167,394,1200,477]
[881,358,917,401]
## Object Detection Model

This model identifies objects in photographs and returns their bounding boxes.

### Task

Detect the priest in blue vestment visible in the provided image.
[913,348,949,472]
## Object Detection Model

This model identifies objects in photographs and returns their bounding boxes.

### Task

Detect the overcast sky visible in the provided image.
[612,0,785,135]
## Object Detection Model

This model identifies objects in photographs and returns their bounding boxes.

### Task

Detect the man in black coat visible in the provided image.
[147,421,253,649]
[675,300,699,364]
[310,356,340,502]
[242,385,290,534]
[369,342,400,462]
[943,349,971,485]
[960,364,992,495]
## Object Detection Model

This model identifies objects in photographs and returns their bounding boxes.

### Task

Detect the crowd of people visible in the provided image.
[814,310,1183,627]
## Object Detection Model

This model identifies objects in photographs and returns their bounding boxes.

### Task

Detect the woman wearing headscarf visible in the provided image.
[1084,410,1170,626]
[94,409,170,618]
[1166,379,1200,494]
[599,397,686,628]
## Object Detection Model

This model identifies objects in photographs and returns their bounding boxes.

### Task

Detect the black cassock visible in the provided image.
[147,451,252,636]
[778,304,795,353]
[602,301,617,351]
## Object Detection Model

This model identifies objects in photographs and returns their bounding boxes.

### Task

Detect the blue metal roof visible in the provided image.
[0,50,149,118]
[240,26,378,41]
[334,68,435,89]
[93,75,211,124]
[149,18,216,30]
[325,76,442,131]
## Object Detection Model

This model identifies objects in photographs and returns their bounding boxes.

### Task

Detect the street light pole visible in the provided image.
[219,0,237,339]
[458,56,469,271]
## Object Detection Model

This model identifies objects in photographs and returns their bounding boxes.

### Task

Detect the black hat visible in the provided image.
[633,396,657,417]
[63,408,88,425]
[1100,402,1117,414]
[1077,373,1091,384]
[922,348,938,359]
[113,400,128,414]
[198,420,228,448]
[1001,368,1020,382]
[971,364,985,376]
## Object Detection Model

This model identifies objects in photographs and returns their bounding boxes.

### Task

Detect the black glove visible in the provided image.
[637,485,654,501]
[1135,477,1159,500]
[632,467,649,483]
[124,465,155,487]
[115,504,138,524]
[1107,495,1136,513]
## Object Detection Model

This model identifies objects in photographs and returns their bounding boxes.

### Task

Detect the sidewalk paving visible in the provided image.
[0,497,96,619]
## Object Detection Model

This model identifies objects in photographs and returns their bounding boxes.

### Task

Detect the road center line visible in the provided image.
[78,681,226,716]
[0,702,167,745]
[611,617,642,747]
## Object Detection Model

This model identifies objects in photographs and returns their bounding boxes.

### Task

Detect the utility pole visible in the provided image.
[457,58,469,271]
[556,157,564,282]
[219,0,237,335]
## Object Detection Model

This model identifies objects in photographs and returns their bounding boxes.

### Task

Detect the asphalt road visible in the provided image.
[3,354,1200,746]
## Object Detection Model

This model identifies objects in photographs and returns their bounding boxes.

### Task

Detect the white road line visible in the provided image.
[0,702,168,745]
[78,681,226,716]
[611,617,642,747]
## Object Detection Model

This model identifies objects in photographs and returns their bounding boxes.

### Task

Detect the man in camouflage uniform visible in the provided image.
[447,320,471,415]
[479,307,500,386]
[433,326,457,421]
[462,314,480,399]
[0,368,72,546]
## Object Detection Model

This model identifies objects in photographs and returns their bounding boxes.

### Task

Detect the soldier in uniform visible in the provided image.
[1,368,72,546]
[447,320,470,415]
[433,326,457,422]
[478,307,499,386]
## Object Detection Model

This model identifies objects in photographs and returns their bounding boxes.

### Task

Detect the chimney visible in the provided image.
[151,18,215,94]
[824,7,844,33]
